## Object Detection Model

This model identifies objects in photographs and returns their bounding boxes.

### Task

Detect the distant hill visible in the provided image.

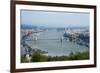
[21,24,38,29]
[21,24,52,29]
[21,24,89,30]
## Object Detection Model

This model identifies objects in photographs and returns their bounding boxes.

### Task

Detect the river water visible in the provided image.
[23,29,88,56]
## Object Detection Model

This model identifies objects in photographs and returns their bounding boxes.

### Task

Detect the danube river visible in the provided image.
[22,29,89,56]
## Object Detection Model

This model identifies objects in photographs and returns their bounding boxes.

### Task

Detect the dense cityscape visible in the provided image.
[21,25,89,62]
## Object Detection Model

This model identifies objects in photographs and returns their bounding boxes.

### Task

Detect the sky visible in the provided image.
[21,10,90,28]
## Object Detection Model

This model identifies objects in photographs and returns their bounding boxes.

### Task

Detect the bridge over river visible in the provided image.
[21,29,89,58]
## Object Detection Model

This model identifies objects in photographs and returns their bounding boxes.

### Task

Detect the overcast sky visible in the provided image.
[21,10,90,28]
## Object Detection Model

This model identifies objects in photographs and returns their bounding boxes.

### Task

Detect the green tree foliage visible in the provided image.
[68,51,89,60]
[21,56,29,63]
[21,50,89,63]
[31,51,48,62]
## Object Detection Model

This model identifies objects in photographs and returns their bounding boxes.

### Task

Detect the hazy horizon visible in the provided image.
[21,10,90,28]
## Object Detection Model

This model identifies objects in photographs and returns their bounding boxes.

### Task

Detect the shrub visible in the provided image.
[31,51,48,62]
